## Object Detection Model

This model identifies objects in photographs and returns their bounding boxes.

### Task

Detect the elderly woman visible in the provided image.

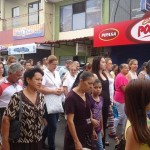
[63,63,78,96]
[1,67,44,150]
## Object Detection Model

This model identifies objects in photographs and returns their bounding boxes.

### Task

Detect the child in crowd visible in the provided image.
[89,79,104,150]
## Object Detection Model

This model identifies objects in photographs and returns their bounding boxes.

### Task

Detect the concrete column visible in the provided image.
[0,0,5,31]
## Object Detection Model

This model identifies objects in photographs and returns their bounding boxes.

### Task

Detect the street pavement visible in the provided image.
[55,116,118,150]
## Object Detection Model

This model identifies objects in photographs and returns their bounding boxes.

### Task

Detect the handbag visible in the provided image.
[9,92,22,141]
[44,71,64,114]
[45,94,64,114]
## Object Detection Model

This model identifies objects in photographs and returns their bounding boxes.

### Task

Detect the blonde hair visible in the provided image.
[128,59,138,69]
[105,57,112,64]
[7,56,16,65]
[47,55,58,64]
[128,59,138,66]
[69,63,77,70]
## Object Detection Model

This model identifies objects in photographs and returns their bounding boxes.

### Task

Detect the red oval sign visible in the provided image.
[99,28,119,41]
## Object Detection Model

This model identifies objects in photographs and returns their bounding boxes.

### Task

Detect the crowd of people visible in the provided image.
[0,55,149,150]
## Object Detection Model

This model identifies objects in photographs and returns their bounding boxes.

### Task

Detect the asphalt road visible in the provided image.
[55,116,118,150]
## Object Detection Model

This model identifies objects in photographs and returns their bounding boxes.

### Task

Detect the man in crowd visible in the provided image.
[0,63,24,144]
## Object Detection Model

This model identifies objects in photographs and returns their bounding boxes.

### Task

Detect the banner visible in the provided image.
[8,43,36,55]
[13,24,44,40]
[94,16,150,47]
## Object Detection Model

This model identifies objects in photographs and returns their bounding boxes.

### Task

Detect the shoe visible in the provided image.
[105,141,110,146]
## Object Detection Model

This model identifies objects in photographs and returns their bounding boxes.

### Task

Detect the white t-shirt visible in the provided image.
[63,73,77,93]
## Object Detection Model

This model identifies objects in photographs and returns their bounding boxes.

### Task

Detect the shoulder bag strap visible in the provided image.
[45,71,59,88]
[18,92,22,121]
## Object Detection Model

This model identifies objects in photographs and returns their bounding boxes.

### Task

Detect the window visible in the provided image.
[86,0,101,28]
[28,1,40,25]
[12,7,19,27]
[73,1,86,30]
[60,0,101,32]
[60,5,72,32]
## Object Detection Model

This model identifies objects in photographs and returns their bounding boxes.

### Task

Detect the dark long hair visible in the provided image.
[0,61,5,77]
[92,56,104,75]
[125,79,150,147]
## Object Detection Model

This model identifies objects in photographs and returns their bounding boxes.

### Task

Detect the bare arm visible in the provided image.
[67,114,82,150]
[125,126,140,150]
[100,111,104,137]
[120,85,126,92]
[39,85,63,95]
[126,73,132,81]
[63,86,68,97]
[1,116,10,150]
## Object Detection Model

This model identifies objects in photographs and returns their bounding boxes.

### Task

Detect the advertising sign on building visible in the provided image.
[13,24,44,40]
[0,45,8,52]
[94,15,150,47]
[140,0,150,12]
[8,43,36,55]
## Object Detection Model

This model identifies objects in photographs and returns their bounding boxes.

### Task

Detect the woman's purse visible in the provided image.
[9,92,22,141]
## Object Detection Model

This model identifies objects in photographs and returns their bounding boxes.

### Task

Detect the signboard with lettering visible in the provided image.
[13,24,44,40]
[94,16,150,47]
[8,43,36,55]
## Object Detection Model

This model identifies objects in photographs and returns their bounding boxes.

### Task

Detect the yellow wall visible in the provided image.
[4,0,46,29]
[0,0,53,40]
[44,1,53,40]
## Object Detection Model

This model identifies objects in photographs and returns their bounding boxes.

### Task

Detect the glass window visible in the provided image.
[73,1,85,14]
[12,7,19,27]
[73,13,85,30]
[60,5,72,32]
[60,0,101,32]
[28,1,39,25]
[86,0,101,28]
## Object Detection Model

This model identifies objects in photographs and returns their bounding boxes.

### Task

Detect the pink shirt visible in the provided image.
[114,73,128,103]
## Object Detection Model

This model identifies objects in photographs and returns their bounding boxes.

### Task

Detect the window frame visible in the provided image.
[12,6,20,28]
[60,0,102,32]
[28,1,40,26]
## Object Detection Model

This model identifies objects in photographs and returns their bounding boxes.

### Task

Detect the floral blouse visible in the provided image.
[4,91,45,143]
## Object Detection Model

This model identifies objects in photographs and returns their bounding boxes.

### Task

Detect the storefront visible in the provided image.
[94,13,150,65]
[0,24,50,63]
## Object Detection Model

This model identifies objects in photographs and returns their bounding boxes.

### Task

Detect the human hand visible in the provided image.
[91,118,100,127]
[55,88,63,96]
[74,141,82,150]
[1,139,10,150]
[92,130,98,140]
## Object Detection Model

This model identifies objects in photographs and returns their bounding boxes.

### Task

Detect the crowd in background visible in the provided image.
[0,54,149,150]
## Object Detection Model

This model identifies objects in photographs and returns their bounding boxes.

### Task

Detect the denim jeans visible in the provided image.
[96,132,103,150]
[45,112,59,150]
[114,101,127,134]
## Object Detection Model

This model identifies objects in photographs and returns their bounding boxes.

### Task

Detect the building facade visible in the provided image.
[0,0,54,62]
[52,0,109,65]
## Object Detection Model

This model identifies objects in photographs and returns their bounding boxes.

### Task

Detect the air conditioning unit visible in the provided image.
[45,0,63,3]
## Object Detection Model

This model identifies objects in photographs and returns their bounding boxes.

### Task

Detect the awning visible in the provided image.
[94,15,150,47]
[37,37,93,48]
